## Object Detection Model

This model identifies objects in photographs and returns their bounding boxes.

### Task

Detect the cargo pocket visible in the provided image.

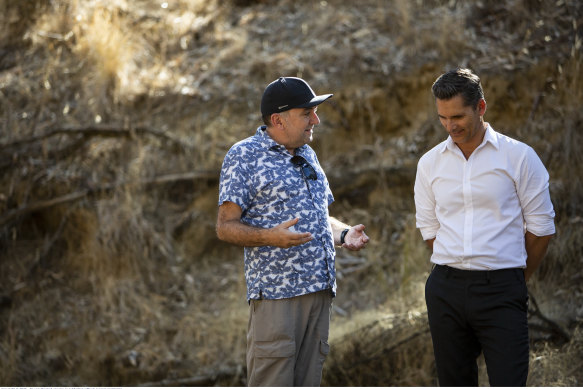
[311,339,330,384]
[250,339,296,386]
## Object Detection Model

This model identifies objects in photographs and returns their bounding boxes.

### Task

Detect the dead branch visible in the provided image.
[138,367,242,387]
[323,312,433,386]
[143,171,218,185]
[0,170,219,227]
[528,292,571,343]
[353,327,431,369]
[1,124,191,149]
[0,189,90,226]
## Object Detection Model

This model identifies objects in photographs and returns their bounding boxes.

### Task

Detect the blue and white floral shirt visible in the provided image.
[218,126,336,300]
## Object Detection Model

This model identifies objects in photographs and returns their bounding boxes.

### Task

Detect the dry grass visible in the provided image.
[529,325,583,386]
[325,310,435,386]
[0,0,581,386]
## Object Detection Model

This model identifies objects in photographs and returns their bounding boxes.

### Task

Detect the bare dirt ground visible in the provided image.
[0,0,582,386]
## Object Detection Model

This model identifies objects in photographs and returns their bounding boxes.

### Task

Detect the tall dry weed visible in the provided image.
[537,54,583,282]
[74,5,141,106]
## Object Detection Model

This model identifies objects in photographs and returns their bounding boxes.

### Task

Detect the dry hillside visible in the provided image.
[0,0,582,386]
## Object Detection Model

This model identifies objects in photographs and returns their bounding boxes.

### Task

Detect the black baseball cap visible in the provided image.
[260,77,333,117]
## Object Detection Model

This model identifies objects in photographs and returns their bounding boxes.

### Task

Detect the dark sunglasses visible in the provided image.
[291,155,317,180]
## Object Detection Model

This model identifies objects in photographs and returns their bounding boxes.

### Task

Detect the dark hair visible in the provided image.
[262,114,271,127]
[431,68,485,108]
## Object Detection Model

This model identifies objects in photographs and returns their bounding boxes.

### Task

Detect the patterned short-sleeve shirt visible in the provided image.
[218,126,337,300]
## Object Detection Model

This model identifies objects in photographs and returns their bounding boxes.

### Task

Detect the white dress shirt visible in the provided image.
[414,124,555,270]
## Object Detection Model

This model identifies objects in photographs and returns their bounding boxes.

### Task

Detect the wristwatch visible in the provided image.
[340,228,350,245]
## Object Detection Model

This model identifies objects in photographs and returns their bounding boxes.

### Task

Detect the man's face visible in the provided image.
[436,95,486,148]
[280,106,320,150]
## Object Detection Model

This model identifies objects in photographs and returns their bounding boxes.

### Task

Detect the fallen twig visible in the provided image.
[139,367,242,387]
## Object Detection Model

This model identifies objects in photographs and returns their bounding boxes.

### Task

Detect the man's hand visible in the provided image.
[342,224,370,251]
[217,201,312,248]
[268,217,313,248]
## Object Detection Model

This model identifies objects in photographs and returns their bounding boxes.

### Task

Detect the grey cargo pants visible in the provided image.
[246,289,332,386]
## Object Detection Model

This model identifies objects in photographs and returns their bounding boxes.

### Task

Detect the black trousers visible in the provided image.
[425,264,530,387]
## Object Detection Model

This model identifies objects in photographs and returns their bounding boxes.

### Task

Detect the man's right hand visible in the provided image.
[216,201,312,248]
[268,217,313,248]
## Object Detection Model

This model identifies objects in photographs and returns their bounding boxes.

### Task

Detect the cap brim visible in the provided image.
[295,93,333,109]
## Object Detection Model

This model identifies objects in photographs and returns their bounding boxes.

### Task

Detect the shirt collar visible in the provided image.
[255,125,285,152]
[482,123,499,150]
[254,125,308,156]
[439,123,499,154]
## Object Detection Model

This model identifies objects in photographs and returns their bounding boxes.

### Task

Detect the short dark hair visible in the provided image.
[262,114,271,127]
[431,68,485,108]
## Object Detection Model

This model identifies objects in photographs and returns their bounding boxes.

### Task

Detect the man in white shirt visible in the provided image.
[414,68,555,386]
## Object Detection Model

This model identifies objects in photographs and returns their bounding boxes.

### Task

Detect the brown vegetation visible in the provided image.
[0,0,581,386]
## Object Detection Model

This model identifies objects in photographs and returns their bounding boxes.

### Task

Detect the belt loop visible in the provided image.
[486,271,491,284]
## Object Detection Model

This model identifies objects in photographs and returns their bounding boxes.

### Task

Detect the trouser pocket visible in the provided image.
[249,339,296,386]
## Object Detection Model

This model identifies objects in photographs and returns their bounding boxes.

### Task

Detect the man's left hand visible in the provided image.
[342,224,370,251]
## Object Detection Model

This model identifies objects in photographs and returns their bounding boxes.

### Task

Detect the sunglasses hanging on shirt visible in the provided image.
[291,155,317,180]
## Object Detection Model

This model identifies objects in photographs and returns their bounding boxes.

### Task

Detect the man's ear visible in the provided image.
[271,112,285,129]
[477,98,487,116]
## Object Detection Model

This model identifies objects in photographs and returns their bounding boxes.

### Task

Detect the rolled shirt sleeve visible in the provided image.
[517,146,556,237]
[414,151,441,241]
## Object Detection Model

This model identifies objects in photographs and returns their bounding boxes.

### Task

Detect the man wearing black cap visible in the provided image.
[216,77,369,386]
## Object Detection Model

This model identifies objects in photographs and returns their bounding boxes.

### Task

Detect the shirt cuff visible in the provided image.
[525,216,556,237]
[419,226,438,241]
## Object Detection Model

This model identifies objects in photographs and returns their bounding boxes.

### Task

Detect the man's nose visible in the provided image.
[310,111,320,125]
[445,119,456,130]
